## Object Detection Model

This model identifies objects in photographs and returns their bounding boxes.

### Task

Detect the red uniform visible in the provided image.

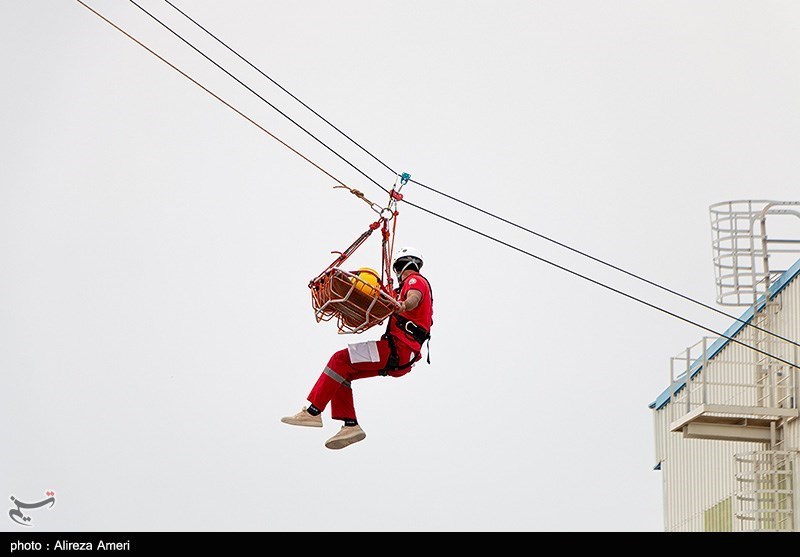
[387,273,434,351]
[307,271,433,421]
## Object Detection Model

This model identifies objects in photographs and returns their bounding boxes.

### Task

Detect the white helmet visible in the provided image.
[393,246,424,275]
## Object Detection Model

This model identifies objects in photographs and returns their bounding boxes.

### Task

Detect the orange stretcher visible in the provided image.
[310,267,400,334]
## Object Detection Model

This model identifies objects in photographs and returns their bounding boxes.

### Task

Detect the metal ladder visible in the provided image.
[734,448,795,531]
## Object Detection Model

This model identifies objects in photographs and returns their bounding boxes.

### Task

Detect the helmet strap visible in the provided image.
[395,259,419,277]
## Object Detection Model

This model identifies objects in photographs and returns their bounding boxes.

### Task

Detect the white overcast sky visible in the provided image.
[3,1,800,532]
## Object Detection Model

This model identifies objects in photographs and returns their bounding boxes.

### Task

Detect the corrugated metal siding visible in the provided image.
[782,276,800,530]
[652,268,800,531]
[655,405,762,531]
[789,419,800,531]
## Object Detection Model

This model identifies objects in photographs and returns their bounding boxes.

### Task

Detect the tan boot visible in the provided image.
[281,406,323,428]
[324,424,366,450]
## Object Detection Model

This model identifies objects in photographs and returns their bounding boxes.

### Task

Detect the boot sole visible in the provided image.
[281,418,323,428]
[325,431,366,450]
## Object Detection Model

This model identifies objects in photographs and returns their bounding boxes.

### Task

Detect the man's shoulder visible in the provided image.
[405,273,431,290]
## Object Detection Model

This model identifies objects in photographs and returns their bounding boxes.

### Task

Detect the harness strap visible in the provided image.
[394,315,431,345]
[379,331,420,376]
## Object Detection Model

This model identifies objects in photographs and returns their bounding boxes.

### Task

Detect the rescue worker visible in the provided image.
[281,246,433,450]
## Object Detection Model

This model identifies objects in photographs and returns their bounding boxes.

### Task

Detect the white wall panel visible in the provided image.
[652,269,800,531]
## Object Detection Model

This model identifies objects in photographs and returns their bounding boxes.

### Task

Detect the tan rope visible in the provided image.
[75,0,353,190]
[332,185,380,209]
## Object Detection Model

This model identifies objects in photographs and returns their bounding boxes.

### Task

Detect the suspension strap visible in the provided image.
[315,171,412,292]
[309,225,377,287]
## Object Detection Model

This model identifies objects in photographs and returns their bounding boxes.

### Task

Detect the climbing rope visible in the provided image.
[308,173,410,333]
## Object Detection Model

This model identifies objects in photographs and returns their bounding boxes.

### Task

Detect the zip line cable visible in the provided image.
[156,0,800,352]
[408,177,800,351]
[401,199,800,370]
[127,0,389,195]
[74,0,351,192]
[75,1,800,370]
[161,0,396,178]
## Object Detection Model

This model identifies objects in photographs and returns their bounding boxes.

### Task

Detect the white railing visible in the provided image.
[669,337,798,416]
[710,200,800,307]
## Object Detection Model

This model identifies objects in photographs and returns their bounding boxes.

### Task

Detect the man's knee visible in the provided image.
[327,348,350,370]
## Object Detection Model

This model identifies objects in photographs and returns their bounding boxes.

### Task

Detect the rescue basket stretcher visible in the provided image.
[309,267,400,334]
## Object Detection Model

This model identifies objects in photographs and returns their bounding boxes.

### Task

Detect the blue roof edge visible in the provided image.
[649,258,800,411]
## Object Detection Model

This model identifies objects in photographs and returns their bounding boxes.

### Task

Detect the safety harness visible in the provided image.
[379,275,433,376]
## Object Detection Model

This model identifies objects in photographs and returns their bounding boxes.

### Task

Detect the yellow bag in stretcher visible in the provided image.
[310,267,399,334]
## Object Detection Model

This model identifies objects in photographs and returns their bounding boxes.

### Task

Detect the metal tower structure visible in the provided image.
[667,200,800,531]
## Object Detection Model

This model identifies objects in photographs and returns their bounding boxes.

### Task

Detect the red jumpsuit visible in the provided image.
[307,271,433,421]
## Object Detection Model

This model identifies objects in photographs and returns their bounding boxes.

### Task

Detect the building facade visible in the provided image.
[650,201,800,532]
